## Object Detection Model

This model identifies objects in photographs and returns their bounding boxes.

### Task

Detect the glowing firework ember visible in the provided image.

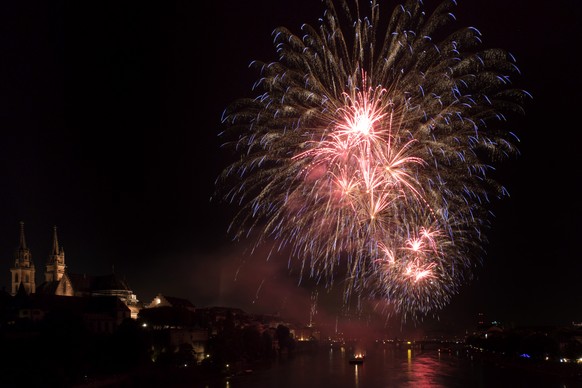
[218,0,528,319]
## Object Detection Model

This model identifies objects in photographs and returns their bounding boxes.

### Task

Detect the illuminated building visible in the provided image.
[8,222,141,319]
[9,222,36,295]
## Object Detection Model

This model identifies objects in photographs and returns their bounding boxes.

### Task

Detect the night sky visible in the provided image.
[0,0,580,333]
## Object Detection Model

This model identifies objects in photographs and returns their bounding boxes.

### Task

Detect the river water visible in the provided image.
[201,344,582,388]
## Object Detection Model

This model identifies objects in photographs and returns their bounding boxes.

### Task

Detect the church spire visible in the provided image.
[11,221,35,295]
[15,221,31,264]
[51,226,59,256]
[18,221,27,250]
[45,225,66,283]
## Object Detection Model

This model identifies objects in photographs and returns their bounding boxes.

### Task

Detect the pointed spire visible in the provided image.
[51,226,59,255]
[18,221,27,250]
[14,221,32,266]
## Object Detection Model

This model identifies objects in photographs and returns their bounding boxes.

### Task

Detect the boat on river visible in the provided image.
[349,353,365,364]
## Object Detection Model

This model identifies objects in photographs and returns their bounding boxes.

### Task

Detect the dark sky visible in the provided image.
[0,0,580,333]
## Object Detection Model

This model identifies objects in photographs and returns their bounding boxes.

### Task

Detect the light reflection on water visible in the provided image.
[205,346,579,388]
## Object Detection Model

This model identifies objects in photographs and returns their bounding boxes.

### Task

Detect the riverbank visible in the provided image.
[462,348,582,380]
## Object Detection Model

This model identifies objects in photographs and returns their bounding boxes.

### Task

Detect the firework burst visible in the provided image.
[217,0,528,320]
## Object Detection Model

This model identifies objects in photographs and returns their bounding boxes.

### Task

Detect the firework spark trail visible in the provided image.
[218,0,528,320]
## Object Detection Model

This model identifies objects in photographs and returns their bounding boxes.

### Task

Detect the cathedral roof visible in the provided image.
[92,273,131,291]
[67,273,93,291]
[67,273,132,293]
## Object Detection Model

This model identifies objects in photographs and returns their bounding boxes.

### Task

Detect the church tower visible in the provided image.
[10,222,36,295]
[45,226,65,282]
